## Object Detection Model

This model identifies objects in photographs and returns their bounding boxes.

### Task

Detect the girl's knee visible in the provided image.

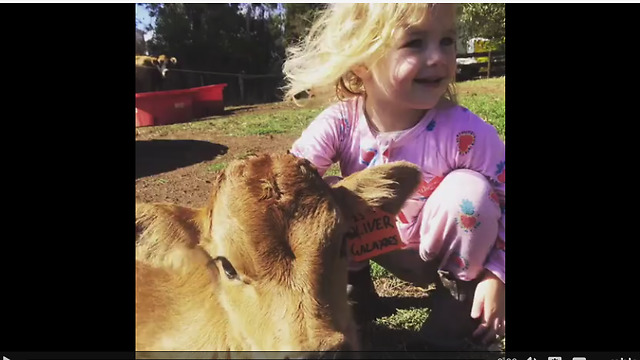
[432,169,500,218]
[441,169,493,194]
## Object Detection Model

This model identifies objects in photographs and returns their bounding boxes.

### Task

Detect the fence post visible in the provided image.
[487,51,492,78]
[238,72,245,104]
[238,74,244,104]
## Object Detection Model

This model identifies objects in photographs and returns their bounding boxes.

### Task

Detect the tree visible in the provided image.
[135,29,147,55]
[143,4,236,70]
[457,3,505,50]
[282,3,326,47]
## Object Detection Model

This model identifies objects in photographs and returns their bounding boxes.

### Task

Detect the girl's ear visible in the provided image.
[351,64,371,80]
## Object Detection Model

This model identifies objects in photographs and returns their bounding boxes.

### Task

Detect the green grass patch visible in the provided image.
[375,307,430,331]
[324,163,342,177]
[457,77,505,141]
[456,77,505,93]
[371,261,393,280]
[207,162,228,173]
[208,108,323,136]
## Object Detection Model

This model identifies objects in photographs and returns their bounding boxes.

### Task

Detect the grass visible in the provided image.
[371,261,392,279]
[163,107,324,137]
[325,163,342,177]
[228,109,322,136]
[375,307,431,332]
[457,77,506,141]
[206,162,228,173]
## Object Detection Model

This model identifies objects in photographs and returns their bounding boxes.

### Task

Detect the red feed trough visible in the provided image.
[191,83,228,118]
[135,88,194,127]
[135,83,227,128]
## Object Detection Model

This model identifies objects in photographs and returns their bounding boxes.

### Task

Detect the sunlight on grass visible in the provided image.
[375,307,430,332]
[371,261,393,280]
[324,163,342,177]
[457,77,505,141]
[210,108,323,136]
[206,162,227,173]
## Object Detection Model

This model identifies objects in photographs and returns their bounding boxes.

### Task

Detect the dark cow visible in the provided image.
[135,55,178,93]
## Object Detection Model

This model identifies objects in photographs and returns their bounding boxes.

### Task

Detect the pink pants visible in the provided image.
[332,169,502,284]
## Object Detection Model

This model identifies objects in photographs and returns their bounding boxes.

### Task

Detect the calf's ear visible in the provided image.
[331,161,422,215]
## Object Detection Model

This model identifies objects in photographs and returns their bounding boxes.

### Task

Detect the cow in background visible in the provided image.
[135,55,178,93]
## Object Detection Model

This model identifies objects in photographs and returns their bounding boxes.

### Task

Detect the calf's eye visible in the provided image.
[214,256,238,280]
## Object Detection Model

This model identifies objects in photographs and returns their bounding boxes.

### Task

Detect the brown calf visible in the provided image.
[135,153,421,357]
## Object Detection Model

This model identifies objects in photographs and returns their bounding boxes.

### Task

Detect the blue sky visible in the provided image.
[135,4,155,41]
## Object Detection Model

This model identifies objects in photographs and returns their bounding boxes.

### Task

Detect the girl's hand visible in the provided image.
[470,270,505,344]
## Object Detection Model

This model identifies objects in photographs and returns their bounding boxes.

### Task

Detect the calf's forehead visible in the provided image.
[210,155,345,274]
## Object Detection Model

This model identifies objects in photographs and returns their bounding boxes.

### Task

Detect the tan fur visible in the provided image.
[135,55,178,68]
[135,55,159,67]
[135,153,422,356]
[157,54,177,65]
[135,54,178,93]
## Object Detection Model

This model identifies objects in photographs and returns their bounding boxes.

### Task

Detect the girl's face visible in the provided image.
[366,4,458,110]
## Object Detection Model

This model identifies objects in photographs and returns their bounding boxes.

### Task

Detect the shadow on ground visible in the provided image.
[136,139,228,179]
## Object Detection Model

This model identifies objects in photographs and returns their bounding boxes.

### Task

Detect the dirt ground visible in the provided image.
[136,133,296,207]
[135,102,302,207]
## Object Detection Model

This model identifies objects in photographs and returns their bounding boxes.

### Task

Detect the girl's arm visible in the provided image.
[290,103,350,176]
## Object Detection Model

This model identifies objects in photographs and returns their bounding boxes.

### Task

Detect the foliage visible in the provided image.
[457,3,506,51]
[139,3,285,75]
[282,3,326,47]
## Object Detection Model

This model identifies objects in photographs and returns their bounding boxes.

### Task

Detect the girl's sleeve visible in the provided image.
[290,103,349,177]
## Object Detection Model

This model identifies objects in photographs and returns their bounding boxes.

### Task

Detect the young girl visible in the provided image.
[282,3,505,351]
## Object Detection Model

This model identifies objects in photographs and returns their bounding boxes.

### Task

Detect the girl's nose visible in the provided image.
[424,44,446,66]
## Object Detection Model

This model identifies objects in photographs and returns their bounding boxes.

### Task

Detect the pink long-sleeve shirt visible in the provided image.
[291,96,505,283]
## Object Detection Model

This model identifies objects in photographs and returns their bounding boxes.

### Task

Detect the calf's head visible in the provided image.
[154,54,177,78]
[199,153,422,353]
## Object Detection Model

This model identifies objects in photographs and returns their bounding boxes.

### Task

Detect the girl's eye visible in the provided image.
[402,39,423,48]
[441,37,455,47]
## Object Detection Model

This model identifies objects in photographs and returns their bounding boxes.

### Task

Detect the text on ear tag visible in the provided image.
[345,208,404,262]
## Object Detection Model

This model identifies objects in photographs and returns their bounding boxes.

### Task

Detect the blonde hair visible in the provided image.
[282,3,458,107]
